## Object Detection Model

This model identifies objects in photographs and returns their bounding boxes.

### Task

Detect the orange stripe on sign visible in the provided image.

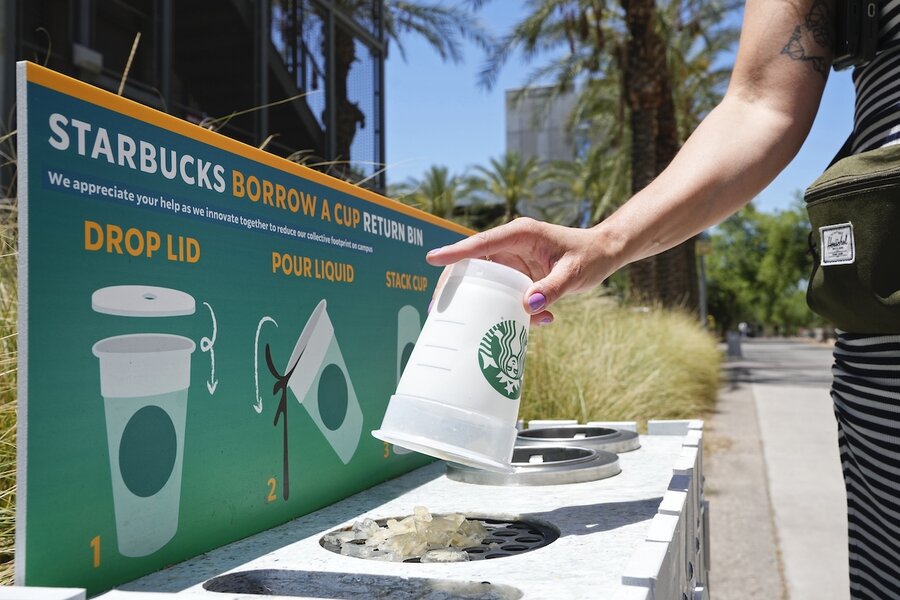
[23,61,474,237]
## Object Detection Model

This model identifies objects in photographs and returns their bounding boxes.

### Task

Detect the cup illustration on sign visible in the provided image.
[284,300,363,466]
[91,285,196,557]
[397,305,421,383]
[391,306,422,456]
[373,259,532,473]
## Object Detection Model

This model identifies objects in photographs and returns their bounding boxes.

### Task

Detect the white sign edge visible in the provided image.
[15,60,29,585]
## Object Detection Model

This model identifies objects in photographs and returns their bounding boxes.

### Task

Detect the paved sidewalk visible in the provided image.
[707,339,848,600]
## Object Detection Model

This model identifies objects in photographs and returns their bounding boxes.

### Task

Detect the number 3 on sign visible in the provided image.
[90,535,101,568]
[267,477,277,503]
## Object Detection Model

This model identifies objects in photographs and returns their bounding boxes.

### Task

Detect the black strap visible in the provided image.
[849,37,900,70]
[879,39,900,58]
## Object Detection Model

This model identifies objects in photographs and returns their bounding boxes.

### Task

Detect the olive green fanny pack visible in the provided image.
[805,143,900,333]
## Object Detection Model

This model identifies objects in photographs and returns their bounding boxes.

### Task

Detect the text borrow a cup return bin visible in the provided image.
[91,285,196,558]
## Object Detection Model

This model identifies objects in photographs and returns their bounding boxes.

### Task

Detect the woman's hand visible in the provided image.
[426,217,620,326]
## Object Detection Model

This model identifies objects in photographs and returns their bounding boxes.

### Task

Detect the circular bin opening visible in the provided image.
[517,425,641,454]
[519,426,617,440]
[511,446,594,466]
[204,569,525,599]
[320,515,559,563]
[447,446,620,486]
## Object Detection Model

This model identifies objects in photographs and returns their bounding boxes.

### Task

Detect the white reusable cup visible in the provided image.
[93,333,195,557]
[373,259,532,472]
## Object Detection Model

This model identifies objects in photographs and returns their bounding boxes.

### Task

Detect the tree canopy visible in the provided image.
[706,198,820,334]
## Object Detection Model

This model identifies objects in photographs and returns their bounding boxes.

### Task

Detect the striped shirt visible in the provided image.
[834,4,900,598]
[832,334,900,598]
[851,0,900,153]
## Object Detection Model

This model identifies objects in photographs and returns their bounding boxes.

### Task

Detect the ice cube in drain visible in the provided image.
[420,548,470,563]
[319,508,559,562]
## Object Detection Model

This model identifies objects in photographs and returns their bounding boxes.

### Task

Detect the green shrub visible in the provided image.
[521,294,721,430]
[0,214,16,584]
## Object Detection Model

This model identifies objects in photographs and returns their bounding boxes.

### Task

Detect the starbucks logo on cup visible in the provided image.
[478,320,528,399]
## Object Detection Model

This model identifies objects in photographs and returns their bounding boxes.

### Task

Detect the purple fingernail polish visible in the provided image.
[540,316,553,325]
[528,293,546,312]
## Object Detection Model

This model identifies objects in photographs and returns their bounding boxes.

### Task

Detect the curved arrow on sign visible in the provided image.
[201,302,218,394]
[253,316,278,413]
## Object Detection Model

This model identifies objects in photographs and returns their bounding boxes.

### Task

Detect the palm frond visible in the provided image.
[386,1,493,63]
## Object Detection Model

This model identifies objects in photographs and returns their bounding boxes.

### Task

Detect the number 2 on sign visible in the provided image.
[90,535,101,568]
[267,477,277,503]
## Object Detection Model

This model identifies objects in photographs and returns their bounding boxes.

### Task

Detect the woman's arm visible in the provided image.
[609,0,834,263]
[427,0,835,323]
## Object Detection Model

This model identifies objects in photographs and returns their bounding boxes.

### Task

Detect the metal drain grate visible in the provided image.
[320,516,559,562]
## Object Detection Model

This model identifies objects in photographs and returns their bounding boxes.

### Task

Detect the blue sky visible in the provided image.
[384,3,855,214]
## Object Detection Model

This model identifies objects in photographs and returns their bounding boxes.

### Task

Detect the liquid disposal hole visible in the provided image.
[319,515,559,563]
[203,569,524,599]
[519,426,617,440]
[511,446,593,465]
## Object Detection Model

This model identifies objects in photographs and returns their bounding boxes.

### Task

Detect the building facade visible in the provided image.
[505,86,580,165]
[505,85,589,225]
[0,0,386,192]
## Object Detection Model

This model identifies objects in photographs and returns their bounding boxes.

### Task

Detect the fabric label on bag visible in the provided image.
[820,222,855,265]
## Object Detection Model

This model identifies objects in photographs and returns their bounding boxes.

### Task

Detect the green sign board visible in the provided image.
[15,62,468,594]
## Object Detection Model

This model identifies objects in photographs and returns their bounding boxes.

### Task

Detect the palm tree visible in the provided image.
[548,141,629,225]
[396,165,467,220]
[622,0,737,308]
[620,0,695,307]
[659,0,740,139]
[476,0,737,309]
[469,152,548,224]
[383,1,489,62]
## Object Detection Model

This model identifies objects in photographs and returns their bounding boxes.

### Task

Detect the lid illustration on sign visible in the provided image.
[92,285,196,317]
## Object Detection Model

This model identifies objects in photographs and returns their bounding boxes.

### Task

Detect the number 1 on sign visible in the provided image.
[90,535,101,568]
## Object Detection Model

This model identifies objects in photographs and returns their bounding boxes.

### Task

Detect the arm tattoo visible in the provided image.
[780,0,831,79]
[782,26,828,77]
[806,0,832,47]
